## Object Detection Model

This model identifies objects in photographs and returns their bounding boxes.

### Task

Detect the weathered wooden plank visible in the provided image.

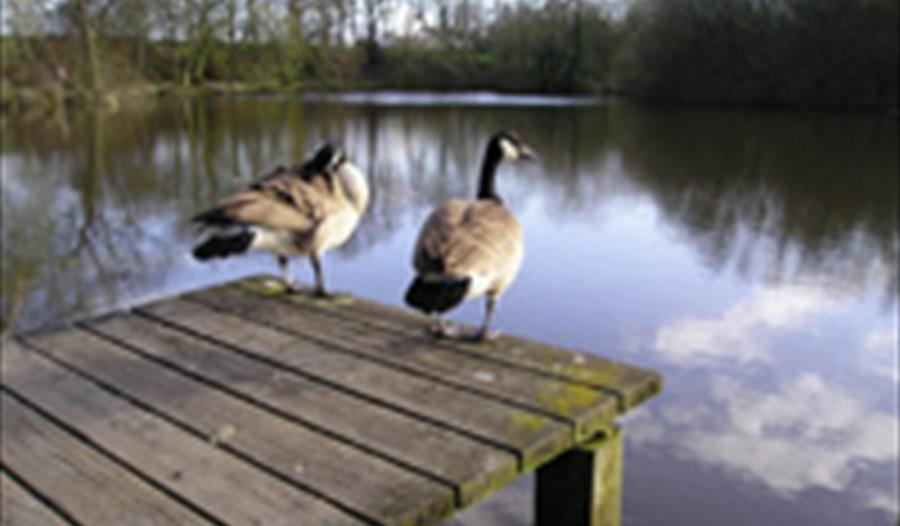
[182,285,618,440]
[1,339,367,526]
[0,471,71,526]
[79,312,527,505]
[1,393,210,526]
[23,328,454,526]
[136,298,569,472]
[235,276,661,410]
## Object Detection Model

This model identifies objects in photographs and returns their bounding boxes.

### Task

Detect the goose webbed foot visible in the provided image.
[428,317,457,339]
[466,328,501,343]
[308,288,355,304]
[427,318,498,342]
[312,287,332,299]
[281,276,302,294]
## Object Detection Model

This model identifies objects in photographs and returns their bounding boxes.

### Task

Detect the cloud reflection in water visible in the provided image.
[1,95,896,525]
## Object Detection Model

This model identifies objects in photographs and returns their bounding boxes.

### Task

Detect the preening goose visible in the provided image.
[405,131,535,341]
[192,143,369,296]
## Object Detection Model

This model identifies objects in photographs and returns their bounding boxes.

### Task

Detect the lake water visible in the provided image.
[2,94,897,525]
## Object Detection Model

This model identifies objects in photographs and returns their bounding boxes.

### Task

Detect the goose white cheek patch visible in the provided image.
[499,138,519,160]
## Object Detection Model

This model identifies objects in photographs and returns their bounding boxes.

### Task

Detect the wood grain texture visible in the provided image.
[1,394,209,526]
[137,298,568,472]
[237,275,661,410]
[3,275,661,526]
[24,327,454,526]
[184,285,618,441]
[80,311,522,505]
[0,471,71,526]
[2,339,365,526]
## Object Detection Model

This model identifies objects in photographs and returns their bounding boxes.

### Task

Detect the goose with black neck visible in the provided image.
[405,130,535,341]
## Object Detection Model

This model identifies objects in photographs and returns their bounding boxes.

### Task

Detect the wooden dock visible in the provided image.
[1,275,661,526]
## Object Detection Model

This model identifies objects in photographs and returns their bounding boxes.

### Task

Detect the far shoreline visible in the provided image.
[1,82,895,117]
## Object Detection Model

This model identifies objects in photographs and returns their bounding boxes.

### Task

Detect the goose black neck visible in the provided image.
[477,140,504,201]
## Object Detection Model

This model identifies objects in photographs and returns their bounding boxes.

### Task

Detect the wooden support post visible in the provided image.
[535,426,622,526]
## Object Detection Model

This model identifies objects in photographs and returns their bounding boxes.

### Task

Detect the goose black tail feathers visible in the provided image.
[404,275,471,314]
[192,231,254,261]
[192,207,236,228]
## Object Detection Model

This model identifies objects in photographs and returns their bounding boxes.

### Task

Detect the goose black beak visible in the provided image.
[519,145,537,162]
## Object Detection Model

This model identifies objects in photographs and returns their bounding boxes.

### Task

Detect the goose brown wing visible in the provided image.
[194,168,338,232]
[414,199,522,277]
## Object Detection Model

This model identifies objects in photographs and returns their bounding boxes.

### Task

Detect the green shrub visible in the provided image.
[621,0,899,108]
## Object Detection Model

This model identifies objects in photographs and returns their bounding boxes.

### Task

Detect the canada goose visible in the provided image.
[192,142,369,297]
[405,131,535,341]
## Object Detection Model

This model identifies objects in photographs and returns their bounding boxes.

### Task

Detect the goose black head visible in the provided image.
[492,131,536,162]
[478,131,535,201]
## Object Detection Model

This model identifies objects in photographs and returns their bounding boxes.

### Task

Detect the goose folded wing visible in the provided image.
[209,191,315,231]
[200,179,327,231]
[415,200,522,276]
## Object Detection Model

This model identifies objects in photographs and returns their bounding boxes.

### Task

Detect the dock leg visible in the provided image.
[535,426,622,526]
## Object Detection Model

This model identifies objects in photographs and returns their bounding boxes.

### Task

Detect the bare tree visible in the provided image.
[75,0,103,94]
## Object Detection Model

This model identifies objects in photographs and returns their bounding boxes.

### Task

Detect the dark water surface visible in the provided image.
[2,94,897,525]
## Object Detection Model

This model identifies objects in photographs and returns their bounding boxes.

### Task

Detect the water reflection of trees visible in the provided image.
[611,106,899,305]
[3,106,181,332]
[333,102,898,309]
[3,97,896,332]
